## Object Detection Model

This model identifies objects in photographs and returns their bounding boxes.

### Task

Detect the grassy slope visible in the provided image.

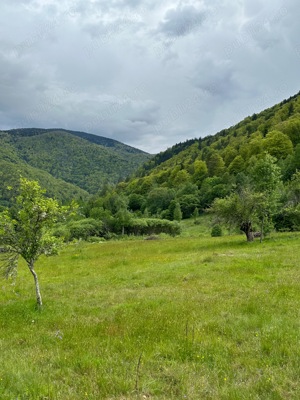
[1,230,300,399]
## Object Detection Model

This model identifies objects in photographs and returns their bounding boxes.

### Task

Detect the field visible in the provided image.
[1,226,300,399]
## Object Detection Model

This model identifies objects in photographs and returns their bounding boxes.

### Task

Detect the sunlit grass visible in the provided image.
[1,231,300,399]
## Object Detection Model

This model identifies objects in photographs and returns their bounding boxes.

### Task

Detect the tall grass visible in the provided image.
[1,231,300,399]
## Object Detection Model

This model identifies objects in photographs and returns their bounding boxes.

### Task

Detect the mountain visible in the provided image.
[0,128,151,202]
[114,91,300,218]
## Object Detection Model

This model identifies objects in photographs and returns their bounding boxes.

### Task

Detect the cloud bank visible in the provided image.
[0,0,299,153]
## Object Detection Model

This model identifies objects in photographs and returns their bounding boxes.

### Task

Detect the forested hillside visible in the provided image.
[0,128,151,198]
[134,92,300,184]
[122,92,300,195]
[0,135,88,208]
[82,91,300,237]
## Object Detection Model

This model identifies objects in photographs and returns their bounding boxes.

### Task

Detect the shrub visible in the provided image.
[67,218,104,240]
[127,218,181,236]
[52,225,71,242]
[211,224,223,237]
[274,206,300,232]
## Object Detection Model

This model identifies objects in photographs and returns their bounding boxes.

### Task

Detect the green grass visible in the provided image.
[1,230,300,399]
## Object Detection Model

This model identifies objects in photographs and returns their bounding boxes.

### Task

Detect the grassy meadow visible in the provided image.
[1,225,300,399]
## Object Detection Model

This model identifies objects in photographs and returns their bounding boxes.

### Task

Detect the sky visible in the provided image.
[0,0,299,154]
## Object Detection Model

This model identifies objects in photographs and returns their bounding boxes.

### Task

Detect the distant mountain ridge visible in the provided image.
[0,128,151,205]
[6,128,148,154]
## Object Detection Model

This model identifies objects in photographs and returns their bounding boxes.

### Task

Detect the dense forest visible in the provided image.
[0,128,150,206]
[0,144,89,207]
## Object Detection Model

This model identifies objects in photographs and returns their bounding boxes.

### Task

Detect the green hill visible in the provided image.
[116,91,300,216]
[0,128,151,200]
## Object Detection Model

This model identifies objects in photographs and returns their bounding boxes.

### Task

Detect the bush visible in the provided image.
[127,218,181,236]
[67,218,104,241]
[211,224,223,237]
[274,206,300,232]
[52,225,71,242]
[54,217,181,241]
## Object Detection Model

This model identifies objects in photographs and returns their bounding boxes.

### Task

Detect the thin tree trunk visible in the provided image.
[260,217,264,243]
[28,261,42,307]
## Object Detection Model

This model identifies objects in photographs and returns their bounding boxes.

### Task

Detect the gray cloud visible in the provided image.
[0,0,299,153]
[157,5,205,38]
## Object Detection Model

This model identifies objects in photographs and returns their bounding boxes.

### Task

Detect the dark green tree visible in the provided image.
[249,154,282,238]
[207,152,225,177]
[128,193,145,212]
[173,202,182,222]
[146,187,175,216]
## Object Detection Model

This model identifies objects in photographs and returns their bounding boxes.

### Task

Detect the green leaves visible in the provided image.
[264,130,293,159]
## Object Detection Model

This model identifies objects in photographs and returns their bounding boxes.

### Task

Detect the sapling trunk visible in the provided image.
[260,216,264,243]
[28,261,42,307]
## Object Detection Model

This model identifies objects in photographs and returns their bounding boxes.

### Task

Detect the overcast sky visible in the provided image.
[1,0,299,153]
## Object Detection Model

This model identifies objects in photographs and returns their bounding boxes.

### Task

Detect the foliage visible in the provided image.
[211,224,223,237]
[146,187,175,215]
[207,151,225,176]
[273,205,300,232]
[123,218,181,236]
[210,187,263,241]
[274,171,300,231]
[210,155,283,241]
[128,193,145,212]
[64,218,104,241]
[264,130,293,159]
[248,154,282,236]
[228,155,245,175]
[173,202,182,221]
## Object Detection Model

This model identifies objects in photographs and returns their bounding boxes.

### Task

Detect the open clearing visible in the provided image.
[1,232,300,399]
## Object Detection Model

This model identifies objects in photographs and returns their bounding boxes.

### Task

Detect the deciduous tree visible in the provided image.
[211,154,282,241]
[0,178,73,307]
[210,187,263,241]
[248,154,282,238]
